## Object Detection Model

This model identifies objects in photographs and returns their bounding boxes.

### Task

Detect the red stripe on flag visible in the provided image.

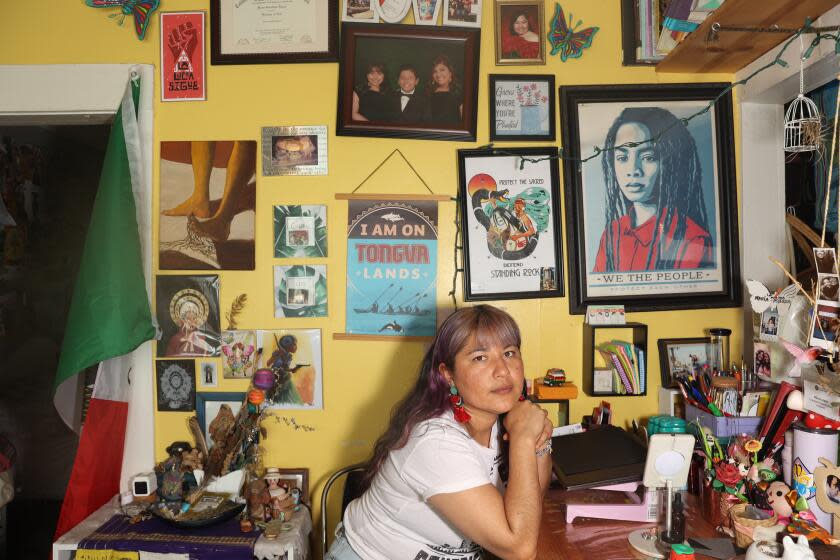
[53,397,128,540]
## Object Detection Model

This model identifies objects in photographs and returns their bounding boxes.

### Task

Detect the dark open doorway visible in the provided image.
[0,124,109,558]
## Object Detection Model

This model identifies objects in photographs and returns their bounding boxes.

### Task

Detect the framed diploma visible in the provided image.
[210,0,339,65]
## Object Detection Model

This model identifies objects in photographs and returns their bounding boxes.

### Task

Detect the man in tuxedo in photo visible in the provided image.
[394,64,430,123]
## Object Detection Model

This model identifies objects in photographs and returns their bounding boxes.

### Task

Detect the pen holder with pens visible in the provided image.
[685,404,763,440]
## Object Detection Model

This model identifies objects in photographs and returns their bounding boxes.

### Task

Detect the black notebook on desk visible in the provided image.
[551,425,647,490]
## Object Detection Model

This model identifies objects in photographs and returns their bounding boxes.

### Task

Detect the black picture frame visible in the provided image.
[336,23,480,142]
[210,0,339,65]
[488,74,555,141]
[156,360,196,412]
[196,391,246,447]
[657,337,712,388]
[560,82,741,314]
[458,147,564,301]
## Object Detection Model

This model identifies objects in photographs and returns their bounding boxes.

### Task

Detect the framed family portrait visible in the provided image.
[443,0,482,27]
[488,74,555,141]
[656,337,712,388]
[336,23,480,142]
[210,0,338,65]
[560,83,740,313]
[494,0,545,65]
[458,147,563,301]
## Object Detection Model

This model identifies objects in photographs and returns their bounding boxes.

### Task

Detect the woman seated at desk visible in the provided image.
[326,305,554,560]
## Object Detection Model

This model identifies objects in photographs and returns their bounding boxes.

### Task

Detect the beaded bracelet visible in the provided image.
[535,439,553,457]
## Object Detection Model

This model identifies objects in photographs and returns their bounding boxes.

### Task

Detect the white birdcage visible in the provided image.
[784,36,823,153]
[785,93,822,153]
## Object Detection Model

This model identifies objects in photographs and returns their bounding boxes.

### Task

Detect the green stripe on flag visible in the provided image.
[53,80,155,391]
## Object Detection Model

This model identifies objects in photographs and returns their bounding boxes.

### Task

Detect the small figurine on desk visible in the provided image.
[155,441,199,502]
[543,368,566,387]
[264,467,299,520]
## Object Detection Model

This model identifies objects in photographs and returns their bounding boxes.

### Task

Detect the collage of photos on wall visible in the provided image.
[811,247,840,350]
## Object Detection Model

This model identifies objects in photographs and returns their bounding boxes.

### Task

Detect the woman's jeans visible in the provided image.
[325,523,364,560]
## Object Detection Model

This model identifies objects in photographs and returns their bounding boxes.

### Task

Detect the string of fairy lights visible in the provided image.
[447,19,840,308]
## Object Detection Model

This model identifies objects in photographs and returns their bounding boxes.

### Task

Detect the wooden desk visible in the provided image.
[537,490,718,560]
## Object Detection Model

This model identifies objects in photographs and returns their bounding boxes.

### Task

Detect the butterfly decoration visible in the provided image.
[547,3,598,62]
[746,280,800,317]
[85,0,160,41]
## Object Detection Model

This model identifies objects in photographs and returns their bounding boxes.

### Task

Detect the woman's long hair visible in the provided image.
[427,54,459,95]
[600,107,709,271]
[359,305,521,492]
[357,62,390,94]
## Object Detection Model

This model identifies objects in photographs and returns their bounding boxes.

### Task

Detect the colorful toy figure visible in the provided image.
[543,368,566,386]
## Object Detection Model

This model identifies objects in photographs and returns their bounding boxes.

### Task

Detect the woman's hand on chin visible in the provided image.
[503,400,548,446]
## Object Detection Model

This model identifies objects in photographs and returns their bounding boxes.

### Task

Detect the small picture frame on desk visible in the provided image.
[657,337,712,388]
[592,368,614,395]
[271,468,310,504]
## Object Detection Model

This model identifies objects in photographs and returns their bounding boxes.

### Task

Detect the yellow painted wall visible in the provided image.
[0,0,742,542]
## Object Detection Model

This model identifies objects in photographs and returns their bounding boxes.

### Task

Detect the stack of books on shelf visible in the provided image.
[596,340,646,395]
[656,0,725,56]
[634,0,724,62]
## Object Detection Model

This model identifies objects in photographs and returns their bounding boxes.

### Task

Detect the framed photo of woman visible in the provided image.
[494,0,545,65]
[560,83,740,314]
[337,23,480,141]
[458,147,563,301]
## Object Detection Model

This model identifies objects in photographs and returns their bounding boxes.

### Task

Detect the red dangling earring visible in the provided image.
[449,384,471,423]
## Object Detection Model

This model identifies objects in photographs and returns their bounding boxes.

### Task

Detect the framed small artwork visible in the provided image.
[199,360,218,388]
[274,205,328,258]
[412,0,443,24]
[592,368,614,395]
[375,0,412,22]
[656,337,712,388]
[220,330,258,379]
[336,23,480,142]
[159,141,256,270]
[156,275,221,358]
[443,0,482,27]
[274,265,328,318]
[156,360,196,412]
[488,74,555,141]
[272,468,310,504]
[560,83,740,313]
[258,329,323,409]
[494,0,545,65]
[754,342,771,378]
[342,0,378,23]
[196,392,245,447]
[261,126,328,176]
[210,0,338,65]
[457,147,563,301]
[160,12,206,102]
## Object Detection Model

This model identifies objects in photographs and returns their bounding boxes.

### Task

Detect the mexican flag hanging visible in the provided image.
[53,76,155,539]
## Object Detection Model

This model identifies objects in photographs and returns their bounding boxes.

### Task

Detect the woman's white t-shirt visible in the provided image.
[344,410,503,560]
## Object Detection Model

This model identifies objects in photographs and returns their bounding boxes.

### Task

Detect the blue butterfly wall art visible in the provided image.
[85,0,160,41]
[548,3,598,62]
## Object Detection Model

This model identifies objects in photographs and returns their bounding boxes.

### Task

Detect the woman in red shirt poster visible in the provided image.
[592,107,714,273]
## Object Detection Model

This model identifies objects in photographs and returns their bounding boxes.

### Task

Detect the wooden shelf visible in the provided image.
[655,0,838,74]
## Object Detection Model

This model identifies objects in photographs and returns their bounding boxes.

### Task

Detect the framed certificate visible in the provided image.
[210,0,339,65]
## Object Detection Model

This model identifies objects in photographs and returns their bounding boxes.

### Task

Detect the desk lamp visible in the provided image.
[628,433,695,558]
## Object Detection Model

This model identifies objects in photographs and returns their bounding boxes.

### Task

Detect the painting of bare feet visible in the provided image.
[159,140,256,270]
